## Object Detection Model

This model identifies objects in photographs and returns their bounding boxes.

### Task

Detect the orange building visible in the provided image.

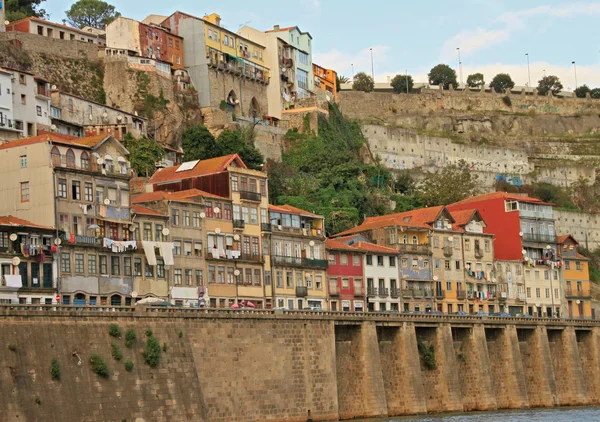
[312,63,337,101]
[559,235,593,319]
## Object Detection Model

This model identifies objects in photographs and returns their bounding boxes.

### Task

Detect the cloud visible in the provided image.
[313,45,390,79]
[441,2,600,59]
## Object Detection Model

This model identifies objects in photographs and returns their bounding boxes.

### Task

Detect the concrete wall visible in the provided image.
[555,210,600,251]
[1,309,600,421]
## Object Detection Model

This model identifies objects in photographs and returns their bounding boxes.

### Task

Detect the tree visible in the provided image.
[574,85,591,98]
[123,136,165,177]
[336,75,349,93]
[390,74,414,94]
[537,75,563,96]
[591,88,600,99]
[217,129,264,171]
[181,125,219,162]
[466,73,485,88]
[418,160,479,206]
[489,73,515,93]
[6,0,48,21]
[427,64,458,90]
[352,72,374,92]
[64,0,120,29]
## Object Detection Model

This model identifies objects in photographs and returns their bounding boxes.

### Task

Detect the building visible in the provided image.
[162,12,269,116]
[325,238,365,312]
[0,216,59,304]
[559,234,593,319]
[6,17,106,45]
[267,204,328,310]
[313,63,337,102]
[0,67,21,141]
[449,192,562,317]
[148,154,270,308]
[50,90,147,140]
[2,67,51,137]
[0,133,134,306]
[106,16,184,70]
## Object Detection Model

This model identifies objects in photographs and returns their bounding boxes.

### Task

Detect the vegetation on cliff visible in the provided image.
[6,0,48,21]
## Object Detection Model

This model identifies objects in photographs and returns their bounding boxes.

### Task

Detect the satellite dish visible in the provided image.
[5,21,10,26]
[309,240,315,247]
[116,115,122,121]
[51,84,57,90]
[12,257,20,266]
[54,238,62,246]
[199,212,206,218]
[522,250,527,255]
[448,236,454,241]
[215,228,221,234]
[103,198,110,205]
[519,232,523,237]
[9,233,17,241]
[213,207,220,214]
[131,291,138,298]
[446,223,452,229]
[576,300,581,304]
[162,228,170,236]
[433,275,438,281]
[233,234,240,241]
[546,245,552,250]
[234,269,240,276]
[96,157,104,165]
[50,124,57,132]
[128,225,136,232]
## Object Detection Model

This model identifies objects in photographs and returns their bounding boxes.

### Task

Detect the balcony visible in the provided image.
[367,287,377,297]
[233,219,245,229]
[522,233,557,244]
[390,288,400,298]
[296,286,308,297]
[53,156,130,178]
[206,248,263,263]
[499,292,508,301]
[410,289,433,298]
[261,223,272,232]
[62,234,101,246]
[239,190,261,202]
[474,248,484,259]
[271,224,325,238]
[354,286,363,297]
[95,204,130,222]
[457,290,467,300]
[402,289,413,298]
[272,255,328,269]
[443,246,453,257]
[378,288,389,298]
[435,289,445,299]
[565,288,591,298]
[397,243,431,254]
[36,85,50,98]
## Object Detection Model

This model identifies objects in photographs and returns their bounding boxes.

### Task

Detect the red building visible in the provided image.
[326,238,365,312]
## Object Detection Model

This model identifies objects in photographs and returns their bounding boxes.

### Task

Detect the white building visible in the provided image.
[0,68,21,141]
[363,244,402,312]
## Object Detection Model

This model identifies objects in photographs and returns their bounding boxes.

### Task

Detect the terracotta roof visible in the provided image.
[148,154,246,184]
[132,189,227,204]
[558,234,579,245]
[0,133,110,151]
[265,25,312,39]
[8,16,101,37]
[575,253,589,260]
[0,215,54,230]
[353,241,399,254]
[325,238,398,254]
[269,204,322,218]
[450,192,553,207]
[131,205,168,217]
[326,238,362,252]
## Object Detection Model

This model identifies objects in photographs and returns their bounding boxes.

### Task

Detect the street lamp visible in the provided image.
[405,68,409,94]
[351,63,354,81]
[572,61,578,89]
[525,53,531,87]
[456,47,462,87]
[370,48,374,81]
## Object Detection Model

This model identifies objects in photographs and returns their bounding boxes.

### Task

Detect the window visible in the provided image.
[341,254,348,265]
[155,224,163,242]
[254,269,261,286]
[172,209,180,225]
[174,269,182,285]
[223,203,232,220]
[193,212,200,227]
[366,255,372,266]
[145,260,153,277]
[446,281,452,291]
[536,288,541,298]
[565,260,571,270]
[99,256,108,275]
[71,181,80,200]
[464,239,471,251]
[111,256,120,276]
[196,270,203,285]
[445,260,451,271]
[194,241,202,257]
[95,186,104,203]
[174,240,181,256]
[527,287,531,298]
[36,105,42,117]
[84,182,93,201]
[328,253,335,264]
[342,278,349,289]
[65,149,75,167]
[286,271,293,288]
[377,256,384,266]
[186,269,193,285]
[157,261,165,279]
[143,223,152,241]
[401,258,408,268]
[231,176,238,191]
[544,270,549,280]
[61,253,71,273]
[20,155,27,168]
[545,288,550,299]
[20,94,26,105]
[123,257,131,276]
[576,261,582,271]
[250,208,258,225]
[455,260,461,270]
[353,255,361,266]
[0,232,7,248]
[58,179,67,198]
[484,240,490,252]
[184,241,192,256]
[75,253,84,273]
[133,258,142,276]
[315,274,322,290]
[183,210,190,226]
[208,266,216,283]
[297,69,309,89]
[20,182,29,202]
[389,256,396,267]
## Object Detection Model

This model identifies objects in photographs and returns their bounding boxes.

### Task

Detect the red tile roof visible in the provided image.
[558,234,579,245]
[131,205,168,217]
[450,192,552,207]
[0,215,54,230]
[132,189,227,204]
[0,133,110,151]
[7,16,101,37]
[269,204,321,218]
[325,238,398,254]
[148,154,246,184]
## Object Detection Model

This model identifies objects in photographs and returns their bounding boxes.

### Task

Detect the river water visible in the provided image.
[348,406,600,422]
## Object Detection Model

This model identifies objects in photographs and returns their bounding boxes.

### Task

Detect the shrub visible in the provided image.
[34,394,41,405]
[125,329,136,348]
[145,329,153,337]
[108,323,121,338]
[142,337,161,368]
[50,358,60,380]
[90,354,109,378]
[502,95,512,107]
[124,361,134,372]
[8,344,17,351]
[162,343,168,352]
[178,331,183,338]
[418,342,436,369]
[111,343,123,361]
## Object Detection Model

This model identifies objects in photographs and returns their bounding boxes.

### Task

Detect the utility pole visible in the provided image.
[525,53,531,87]
[572,61,578,89]
[405,69,409,94]
[456,47,462,87]
[370,48,374,81]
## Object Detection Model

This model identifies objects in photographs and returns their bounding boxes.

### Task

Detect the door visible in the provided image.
[578,301,584,318]
[568,301,573,318]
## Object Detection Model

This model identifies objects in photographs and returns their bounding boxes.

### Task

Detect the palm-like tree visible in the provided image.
[336,75,350,92]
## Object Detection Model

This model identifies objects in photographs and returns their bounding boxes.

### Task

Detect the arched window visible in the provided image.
[80,151,90,170]
[51,146,61,166]
[402,234,408,244]
[412,235,418,245]
[110,294,122,306]
[66,149,75,168]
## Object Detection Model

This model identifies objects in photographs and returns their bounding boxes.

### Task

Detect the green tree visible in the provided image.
[181,125,219,161]
[574,84,591,98]
[466,72,485,88]
[537,75,563,96]
[390,74,414,94]
[352,72,374,92]
[217,129,264,170]
[64,0,120,29]
[427,64,458,90]
[395,170,417,194]
[336,75,349,92]
[489,73,515,93]
[6,0,48,21]
[591,88,600,99]
[123,136,164,177]
[418,160,479,206]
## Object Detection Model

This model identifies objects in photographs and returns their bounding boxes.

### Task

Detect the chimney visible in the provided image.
[273,25,280,31]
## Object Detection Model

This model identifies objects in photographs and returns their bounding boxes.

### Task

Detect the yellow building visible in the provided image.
[559,235,593,319]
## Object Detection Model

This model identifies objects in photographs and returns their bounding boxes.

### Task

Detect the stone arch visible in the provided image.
[65,148,76,168]
[249,97,260,119]
[110,294,122,306]
[226,90,240,114]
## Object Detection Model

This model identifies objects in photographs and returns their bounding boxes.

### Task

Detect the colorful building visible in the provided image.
[559,234,593,319]
[325,238,365,312]
[313,63,337,102]
[6,16,106,45]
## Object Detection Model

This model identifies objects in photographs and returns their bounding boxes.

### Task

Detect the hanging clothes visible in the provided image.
[158,242,174,266]
[141,241,157,265]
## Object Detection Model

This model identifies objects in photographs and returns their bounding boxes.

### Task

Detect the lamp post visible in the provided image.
[456,47,462,87]
[525,53,531,87]
[351,63,354,81]
[405,69,409,94]
[370,48,374,81]
[572,61,578,89]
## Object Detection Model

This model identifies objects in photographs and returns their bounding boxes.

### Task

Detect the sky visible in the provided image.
[45,0,600,89]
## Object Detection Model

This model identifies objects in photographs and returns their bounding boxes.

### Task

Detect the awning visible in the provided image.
[171,287,198,299]
[104,154,113,161]
[95,216,129,224]
[117,156,127,163]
